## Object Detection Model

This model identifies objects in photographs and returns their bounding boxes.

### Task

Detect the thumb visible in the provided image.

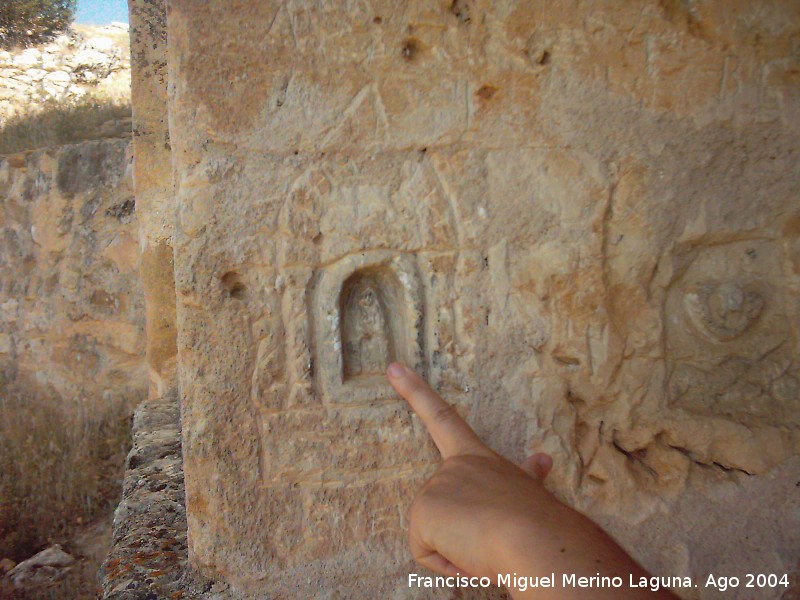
[520,452,553,480]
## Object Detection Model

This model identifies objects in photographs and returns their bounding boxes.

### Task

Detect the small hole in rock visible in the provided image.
[537,50,551,65]
[450,0,471,24]
[373,16,383,24]
[401,38,421,61]
[222,271,247,300]
[476,84,498,100]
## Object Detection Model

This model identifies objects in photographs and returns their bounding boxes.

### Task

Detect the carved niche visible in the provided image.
[313,251,425,405]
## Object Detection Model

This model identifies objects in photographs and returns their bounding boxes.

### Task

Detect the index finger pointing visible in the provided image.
[386,362,489,460]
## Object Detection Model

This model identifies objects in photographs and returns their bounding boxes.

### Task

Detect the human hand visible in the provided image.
[386,362,555,579]
[387,362,677,600]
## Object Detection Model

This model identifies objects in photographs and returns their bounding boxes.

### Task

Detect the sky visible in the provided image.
[75,0,129,25]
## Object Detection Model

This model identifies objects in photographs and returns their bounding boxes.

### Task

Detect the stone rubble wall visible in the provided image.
[0,24,131,124]
[0,138,146,409]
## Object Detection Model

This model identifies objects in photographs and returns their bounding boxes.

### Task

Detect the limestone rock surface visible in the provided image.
[122,0,800,597]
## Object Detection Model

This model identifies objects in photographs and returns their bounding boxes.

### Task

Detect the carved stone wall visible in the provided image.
[142,1,800,597]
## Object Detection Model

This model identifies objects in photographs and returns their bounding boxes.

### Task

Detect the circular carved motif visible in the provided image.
[683,282,764,341]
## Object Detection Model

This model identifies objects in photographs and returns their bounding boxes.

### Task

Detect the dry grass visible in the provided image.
[0,382,133,591]
[0,97,131,155]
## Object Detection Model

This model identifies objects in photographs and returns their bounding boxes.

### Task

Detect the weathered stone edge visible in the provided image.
[101,393,188,600]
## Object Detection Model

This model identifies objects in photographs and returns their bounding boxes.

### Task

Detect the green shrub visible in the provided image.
[0,0,76,49]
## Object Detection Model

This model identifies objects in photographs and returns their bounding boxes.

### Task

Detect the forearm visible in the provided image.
[386,364,680,600]
[499,500,678,600]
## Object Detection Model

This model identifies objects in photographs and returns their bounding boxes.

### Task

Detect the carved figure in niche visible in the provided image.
[315,251,424,404]
[341,274,394,378]
[683,282,764,342]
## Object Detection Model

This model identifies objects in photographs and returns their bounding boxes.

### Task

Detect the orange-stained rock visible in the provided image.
[0,139,146,406]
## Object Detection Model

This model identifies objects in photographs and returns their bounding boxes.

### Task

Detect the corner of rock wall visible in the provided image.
[101,1,187,598]
[129,0,177,401]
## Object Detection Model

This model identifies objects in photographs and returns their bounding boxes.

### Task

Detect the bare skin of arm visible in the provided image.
[386,362,678,600]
